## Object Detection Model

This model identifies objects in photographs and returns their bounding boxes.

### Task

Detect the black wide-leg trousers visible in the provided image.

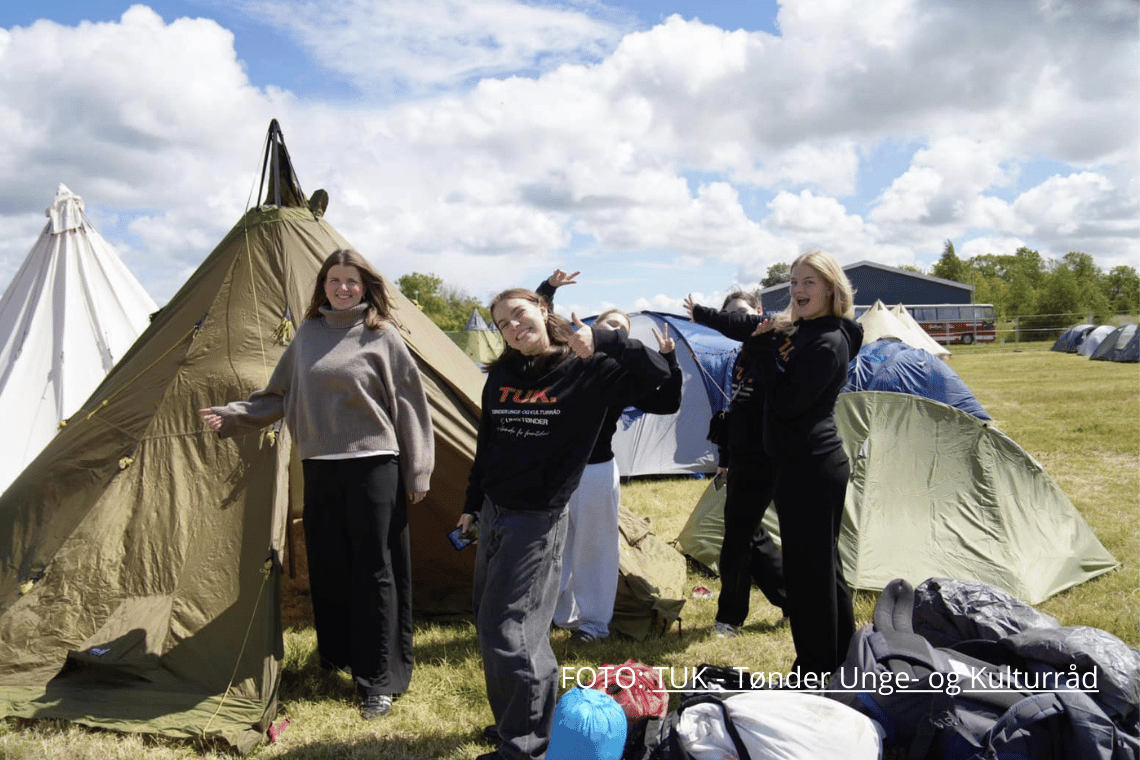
[302,455,414,697]
[773,447,855,675]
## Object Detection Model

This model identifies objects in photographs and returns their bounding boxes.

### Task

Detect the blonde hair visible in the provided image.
[771,250,854,333]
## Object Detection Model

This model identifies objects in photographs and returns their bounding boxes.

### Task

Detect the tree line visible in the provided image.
[399,244,1139,338]
[759,243,1139,335]
[928,242,1138,334]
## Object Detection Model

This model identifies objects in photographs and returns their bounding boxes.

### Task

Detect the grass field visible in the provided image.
[1,342,1137,759]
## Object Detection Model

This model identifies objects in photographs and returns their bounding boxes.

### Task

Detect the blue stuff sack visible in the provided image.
[547,687,628,760]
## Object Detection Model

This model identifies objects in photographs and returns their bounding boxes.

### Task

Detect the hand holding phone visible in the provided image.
[447,526,477,550]
[447,528,470,550]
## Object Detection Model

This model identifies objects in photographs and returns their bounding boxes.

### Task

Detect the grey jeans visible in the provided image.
[472,499,568,760]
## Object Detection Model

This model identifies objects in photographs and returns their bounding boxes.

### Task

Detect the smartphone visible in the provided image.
[712,471,726,491]
[447,527,473,551]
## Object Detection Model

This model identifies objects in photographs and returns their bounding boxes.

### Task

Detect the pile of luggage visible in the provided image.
[547,577,1140,760]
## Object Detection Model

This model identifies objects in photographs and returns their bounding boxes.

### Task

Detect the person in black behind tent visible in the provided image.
[747,250,862,675]
[536,270,682,644]
[456,287,670,760]
[683,289,787,638]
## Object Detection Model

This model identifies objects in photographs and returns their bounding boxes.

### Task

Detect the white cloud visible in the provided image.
[237,0,637,98]
[871,138,1013,227]
[0,0,1136,315]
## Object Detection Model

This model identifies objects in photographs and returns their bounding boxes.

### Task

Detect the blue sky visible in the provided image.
[0,0,1136,316]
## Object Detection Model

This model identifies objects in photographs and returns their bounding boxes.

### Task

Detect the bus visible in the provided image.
[853,303,997,345]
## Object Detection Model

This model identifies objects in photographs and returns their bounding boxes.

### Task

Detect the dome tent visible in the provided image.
[1077,325,1115,357]
[1089,324,1138,363]
[847,339,990,420]
[604,311,738,476]
[675,392,1118,603]
[1051,324,1096,353]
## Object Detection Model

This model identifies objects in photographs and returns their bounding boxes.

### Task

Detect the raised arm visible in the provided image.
[689,302,765,343]
[634,324,682,414]
[535,268,580,305]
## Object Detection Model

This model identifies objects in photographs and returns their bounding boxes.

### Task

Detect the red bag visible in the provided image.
[588,659,668,722]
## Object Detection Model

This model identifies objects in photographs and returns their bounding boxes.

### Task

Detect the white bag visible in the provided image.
[677,690,882,759]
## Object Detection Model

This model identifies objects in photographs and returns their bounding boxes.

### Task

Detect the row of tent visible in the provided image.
[1051,323,1139,362]
[0,121,1121,752]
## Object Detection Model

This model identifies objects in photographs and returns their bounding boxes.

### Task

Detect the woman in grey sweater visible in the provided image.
[200,249,433,721]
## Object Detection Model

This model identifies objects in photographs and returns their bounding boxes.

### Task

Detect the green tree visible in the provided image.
[1062,251,1099,284]
[1012,247,1046,287]
[1104,265,1140,314]
[896,263,924,274]
[761,262,790,288]
[396,272,489,332]
[931,240,967,282]
[1028,265,1084,338]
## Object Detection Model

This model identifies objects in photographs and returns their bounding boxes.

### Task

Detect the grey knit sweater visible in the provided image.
[210,303,434,493]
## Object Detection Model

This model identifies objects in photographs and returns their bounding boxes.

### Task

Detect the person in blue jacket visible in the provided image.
[457,287,670,760]
[748,250,863,675]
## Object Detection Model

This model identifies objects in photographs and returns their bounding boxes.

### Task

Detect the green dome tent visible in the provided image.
[676,391,1118,605]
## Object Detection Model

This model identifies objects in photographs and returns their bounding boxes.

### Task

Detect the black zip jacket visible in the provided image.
[463,328,671,515]
[536,279,682,465]
[750,315,863,458]
[588,349,681,464]
[691,304,767,465]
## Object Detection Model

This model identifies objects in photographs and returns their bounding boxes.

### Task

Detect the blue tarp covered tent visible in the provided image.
[846,339,991,419]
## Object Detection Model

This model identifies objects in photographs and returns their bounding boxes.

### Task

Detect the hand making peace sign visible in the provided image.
[547,269,580,289]
[653,323,675,354]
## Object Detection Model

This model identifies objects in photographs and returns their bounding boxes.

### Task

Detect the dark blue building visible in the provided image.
[758,260,974,311]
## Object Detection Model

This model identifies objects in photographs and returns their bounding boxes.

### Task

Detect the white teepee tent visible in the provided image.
[0,184,156,493]
[857,300,951,359]
[890,302,953,358]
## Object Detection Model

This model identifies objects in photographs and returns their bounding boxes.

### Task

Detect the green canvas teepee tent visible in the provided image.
[446,307,504,365]
[676,391,1118,605]
[0,120,485,752]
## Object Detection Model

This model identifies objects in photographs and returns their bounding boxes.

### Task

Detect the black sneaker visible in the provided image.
[360,694,392,720]
[567,629,599,646]
[481,724,501,746]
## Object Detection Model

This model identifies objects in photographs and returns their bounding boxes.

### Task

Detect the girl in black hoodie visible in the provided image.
[748,250,863,676]
[457,288,670,760]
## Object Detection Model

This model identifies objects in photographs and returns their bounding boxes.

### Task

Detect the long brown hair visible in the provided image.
[485,288,573,373]
[304,249,391,330]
